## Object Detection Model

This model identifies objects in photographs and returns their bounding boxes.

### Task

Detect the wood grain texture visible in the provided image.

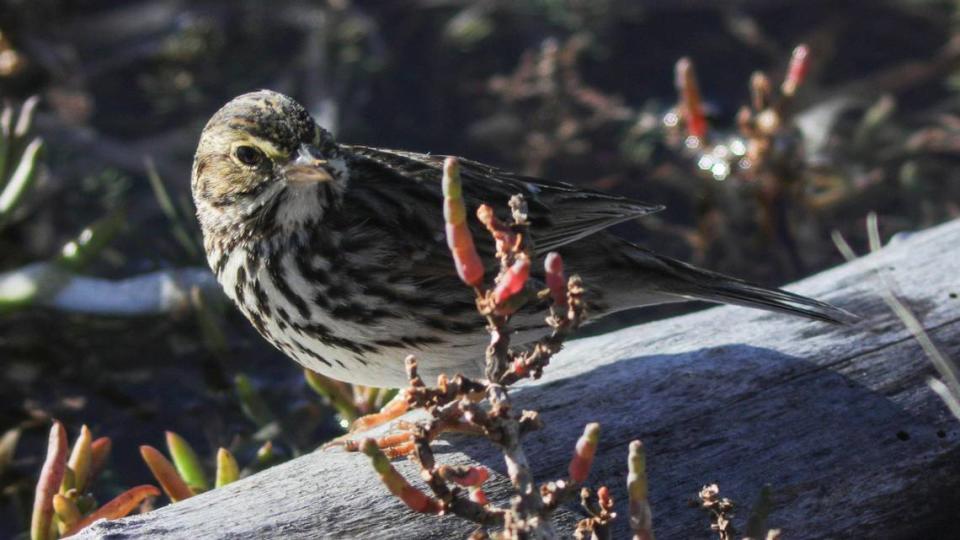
[76,219,960,539]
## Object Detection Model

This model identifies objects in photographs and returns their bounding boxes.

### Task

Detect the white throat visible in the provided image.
[276,154,348,232]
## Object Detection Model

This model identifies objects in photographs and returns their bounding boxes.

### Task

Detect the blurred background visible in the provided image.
[2,0,959,536]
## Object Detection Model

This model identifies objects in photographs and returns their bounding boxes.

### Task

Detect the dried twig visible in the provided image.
[697,484,737,540]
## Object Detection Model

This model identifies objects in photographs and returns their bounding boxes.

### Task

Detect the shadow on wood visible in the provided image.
[76,219,960,539]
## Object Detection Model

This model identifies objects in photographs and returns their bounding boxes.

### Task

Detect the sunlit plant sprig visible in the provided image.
[29,421,158,540]
[24,421,253,539]
[139,431,241,503]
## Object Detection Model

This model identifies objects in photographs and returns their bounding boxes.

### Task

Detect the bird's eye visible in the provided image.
[234,145,264,166]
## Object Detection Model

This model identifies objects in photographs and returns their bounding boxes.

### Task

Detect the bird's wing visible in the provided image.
[343,145,663,253]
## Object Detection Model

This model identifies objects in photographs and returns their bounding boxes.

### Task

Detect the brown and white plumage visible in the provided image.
[192,90,854,387]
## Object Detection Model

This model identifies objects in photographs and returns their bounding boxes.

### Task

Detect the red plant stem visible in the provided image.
[442,157,485,287]
[544,252,567,306]
[470,488,489,506]
[439,465,490,487]
[89,437,112,485]
[140,445,194,502]
[63,485,161,537]
[782,44,810,97]
[362,439,442,514]
[675,57,708,140]
[492,255,530,306]
[597,485,613,511]
[568,422,600,484]
[477,204,515,257]
[31,421,68,540]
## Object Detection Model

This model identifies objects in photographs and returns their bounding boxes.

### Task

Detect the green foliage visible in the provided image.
[145,157,202,260]
[0,97,125,315]
[0,96,43,232]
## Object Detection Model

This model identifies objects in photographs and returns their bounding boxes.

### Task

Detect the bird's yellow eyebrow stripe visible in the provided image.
[229,134,286,160]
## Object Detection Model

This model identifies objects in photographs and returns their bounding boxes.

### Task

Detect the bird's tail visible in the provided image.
[621,241,858,324]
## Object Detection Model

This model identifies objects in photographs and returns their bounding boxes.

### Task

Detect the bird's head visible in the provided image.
[192,90,347,242]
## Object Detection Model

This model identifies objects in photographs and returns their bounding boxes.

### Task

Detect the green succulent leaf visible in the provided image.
[165,431,209,492]
[215,448,239,488]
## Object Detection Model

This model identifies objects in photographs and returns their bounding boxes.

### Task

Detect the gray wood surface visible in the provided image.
[75,219,960,539]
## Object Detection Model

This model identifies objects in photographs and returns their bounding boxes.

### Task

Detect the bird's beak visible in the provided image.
[282,144,333,185]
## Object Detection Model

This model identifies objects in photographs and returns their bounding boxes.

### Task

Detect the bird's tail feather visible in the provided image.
[624,242,858,324]
[677,277,857,324]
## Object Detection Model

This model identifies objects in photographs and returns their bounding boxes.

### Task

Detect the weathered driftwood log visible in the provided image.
[77,219,960,539]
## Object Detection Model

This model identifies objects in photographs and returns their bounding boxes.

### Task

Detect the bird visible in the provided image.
[191,90,854,388]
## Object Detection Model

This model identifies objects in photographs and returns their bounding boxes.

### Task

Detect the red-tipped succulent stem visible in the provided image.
[675,57,708,140]
[568,422,600,484]
[781,44,810,97]
[362,438,442,514]
[492,255,530,306]
[31,421,68,540]
[140,445,194,502]
[544,252,567,306]
[442,157,485,288]
[627,440,654,540]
